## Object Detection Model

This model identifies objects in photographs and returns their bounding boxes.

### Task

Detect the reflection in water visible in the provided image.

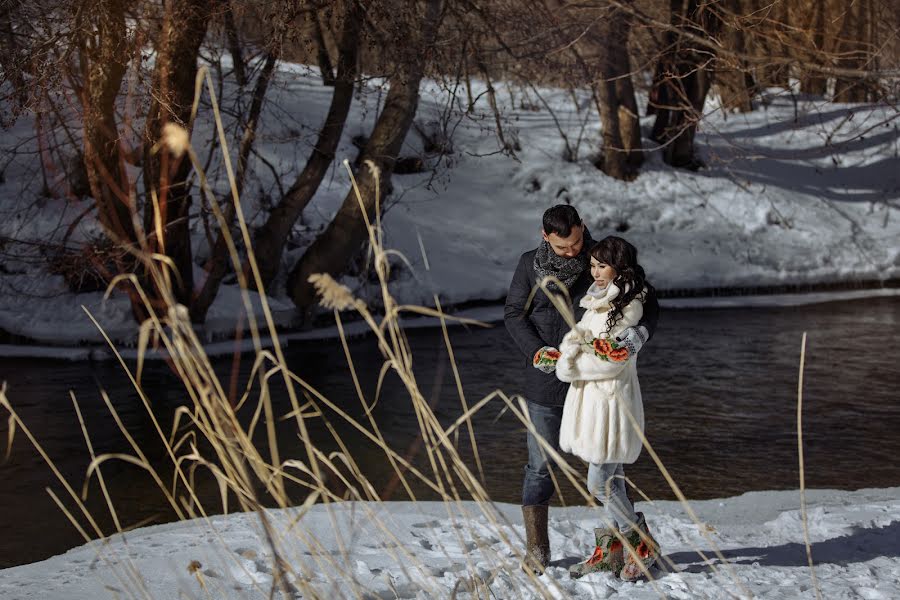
[1,297,898,567]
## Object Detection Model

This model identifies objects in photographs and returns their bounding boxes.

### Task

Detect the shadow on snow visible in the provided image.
[663,520,900,572]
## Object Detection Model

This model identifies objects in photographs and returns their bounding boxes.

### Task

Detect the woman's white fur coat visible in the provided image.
[556,282,644,465]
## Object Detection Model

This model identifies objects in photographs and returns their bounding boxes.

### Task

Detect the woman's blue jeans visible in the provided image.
[587,462,639,531]
[522,401,639,531]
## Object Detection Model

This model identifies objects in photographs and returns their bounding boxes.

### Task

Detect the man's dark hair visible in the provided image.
[542,204,582,237]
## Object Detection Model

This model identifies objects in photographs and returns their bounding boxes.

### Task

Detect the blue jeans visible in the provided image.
[521,401,639,532]
[587,462,639,531]
[522,401,564,506]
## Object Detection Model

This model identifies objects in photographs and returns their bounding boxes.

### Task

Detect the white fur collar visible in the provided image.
[580,282,629,311]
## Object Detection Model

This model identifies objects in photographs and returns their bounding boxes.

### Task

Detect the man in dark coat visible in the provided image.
[504,204,659,572]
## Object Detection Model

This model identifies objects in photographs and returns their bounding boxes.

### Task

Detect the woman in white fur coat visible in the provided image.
[556,236,661,581]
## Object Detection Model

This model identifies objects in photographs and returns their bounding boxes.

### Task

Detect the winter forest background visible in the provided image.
[1,0,898,334]
[0,1,899,599]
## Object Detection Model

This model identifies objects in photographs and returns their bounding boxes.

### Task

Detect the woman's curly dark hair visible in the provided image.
[589,236,654,332]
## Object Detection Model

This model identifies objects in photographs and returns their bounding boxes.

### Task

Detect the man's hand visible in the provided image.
[533,346,561,373]
[615,325,648,356]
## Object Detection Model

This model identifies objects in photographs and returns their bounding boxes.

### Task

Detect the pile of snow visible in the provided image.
[1,59,898,347]
[1,487,897,599]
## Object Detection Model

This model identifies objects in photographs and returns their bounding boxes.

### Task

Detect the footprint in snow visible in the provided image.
[232,547,258,560]
[411,520,441,529]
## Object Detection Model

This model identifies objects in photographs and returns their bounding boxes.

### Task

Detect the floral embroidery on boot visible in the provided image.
[568,528,625,579]
[619,512,660,581]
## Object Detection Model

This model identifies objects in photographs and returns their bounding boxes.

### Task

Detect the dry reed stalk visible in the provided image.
[0,57,808,600]
[434,293,486,483]
[4,150,733,599]
[333,309,416,500]
[71,391,121,531]
[2,389,151,599]
[618,397,753,597]
[797,332,823,600]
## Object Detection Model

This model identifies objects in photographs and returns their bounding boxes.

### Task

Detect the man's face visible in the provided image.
[542,224,585,258]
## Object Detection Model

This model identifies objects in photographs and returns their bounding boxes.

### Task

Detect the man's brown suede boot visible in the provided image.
[522,504,550,574]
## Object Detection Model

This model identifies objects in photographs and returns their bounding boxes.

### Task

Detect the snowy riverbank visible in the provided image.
[2,62,898,348]
[1,487,898,599]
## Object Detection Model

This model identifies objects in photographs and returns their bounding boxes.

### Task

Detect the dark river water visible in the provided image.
[1,297,899,568]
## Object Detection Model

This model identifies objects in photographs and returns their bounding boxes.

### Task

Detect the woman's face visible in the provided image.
[590,258,617,288]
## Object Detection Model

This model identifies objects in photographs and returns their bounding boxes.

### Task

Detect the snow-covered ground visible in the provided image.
[1,61,898,349]
[2,62,898,597]
[1,487,897,599]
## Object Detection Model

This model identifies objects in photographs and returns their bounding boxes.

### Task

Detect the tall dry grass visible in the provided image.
[0,64,823,600]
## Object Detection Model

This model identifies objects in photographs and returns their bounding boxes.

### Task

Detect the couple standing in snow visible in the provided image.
[504,204,661,581]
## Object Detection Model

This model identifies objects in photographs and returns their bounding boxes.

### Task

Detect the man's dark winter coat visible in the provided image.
[504,249,659,407]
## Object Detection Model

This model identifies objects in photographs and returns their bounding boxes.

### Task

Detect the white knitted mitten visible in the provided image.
[615,325,648,356]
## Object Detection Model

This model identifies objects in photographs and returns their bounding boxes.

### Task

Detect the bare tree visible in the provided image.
[287,0,442,310]
[612,7,643,171]
[5,0,900,328]
[223,0,247,87]
[251,0,362,291]
[750,0,790,90]
[0,1,28,111]
[190,0,303,322]
[142,0,215,308]
[834,0,873,102]
[715,0,755,112]
[313,7,337,86]
[190,49,280,322]
[799,0,828,95]
[589,1,643,178]
[649,0,723,170]
[77,0,137,244]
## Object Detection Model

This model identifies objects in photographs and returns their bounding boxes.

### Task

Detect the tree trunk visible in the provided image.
[142,0,213,308]
[313,11,336,86]
[189,50,279,323]
[589,3,641,179]
[665,66,712,168]
[0,2,27,111]
[224,1,246,87]
[613,6,643,170]
[287,0,441,311]
[752,0,790,89]
[866,0,878,88]
[800,0,828,95]
[647,58,670,135]
[650,0,722,169]
[251,2,361,291]
[833,0,869,102]
[78,0,137,245]
[479,64,512,153]
[715,0,754,112]
[594,25,632,180]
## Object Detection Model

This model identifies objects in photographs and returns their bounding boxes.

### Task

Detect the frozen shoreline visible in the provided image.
[0,286,898,361]
[2,66,899,357]
[1,486,898,599]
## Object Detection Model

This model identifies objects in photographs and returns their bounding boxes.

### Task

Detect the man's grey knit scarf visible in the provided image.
[533,229,594,292]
